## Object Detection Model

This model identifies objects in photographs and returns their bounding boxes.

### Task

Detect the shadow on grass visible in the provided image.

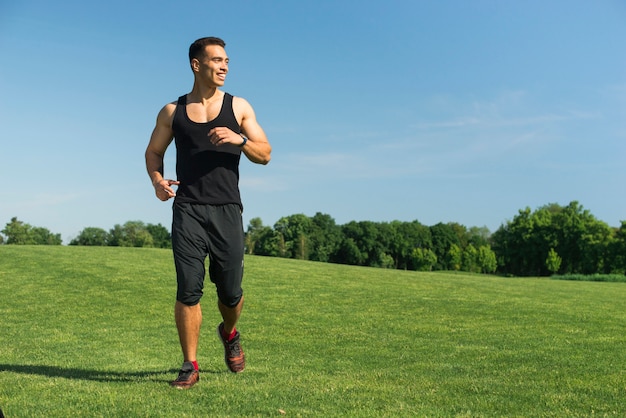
[0,364,221,383]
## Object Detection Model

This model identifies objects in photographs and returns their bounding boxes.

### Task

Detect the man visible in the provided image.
[145,37,271,389]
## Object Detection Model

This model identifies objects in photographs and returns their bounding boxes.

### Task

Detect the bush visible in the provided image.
[551,274,626,283]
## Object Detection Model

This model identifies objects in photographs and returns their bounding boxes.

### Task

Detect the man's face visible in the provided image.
[194,45,229,86]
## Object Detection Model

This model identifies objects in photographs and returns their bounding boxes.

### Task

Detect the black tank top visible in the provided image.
[172,93,242,208]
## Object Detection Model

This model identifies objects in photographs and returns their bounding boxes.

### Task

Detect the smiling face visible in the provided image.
[192,44,229,87]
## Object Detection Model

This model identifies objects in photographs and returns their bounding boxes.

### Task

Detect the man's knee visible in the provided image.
[177,288,203,306]
[218,290,242,308]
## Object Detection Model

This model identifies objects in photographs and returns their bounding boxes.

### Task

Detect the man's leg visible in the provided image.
[175,301,202,363]
[218,296,244,336]
[216,296,245,373]
[169,202,206,388]
[209,203,246,373]
[170,300,202,388]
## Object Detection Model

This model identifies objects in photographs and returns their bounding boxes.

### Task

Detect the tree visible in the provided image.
[336,221,392,267]
[2,217,34,244]
[245,217,266,255]
[412,247,437,271]
[467,226,491,248]
[108,221,154,247]
[70,227,110,246]
[448,222,469,249]
[273,214,312,259]
[477,245,497,274]
[546,248,562,275]
[430,223,462,270]
[308,213,342,262]
[248,220,282,257]
[1,217,62,245]
[32,227,62,245]
[492,206,558,276]
[389,220,432,270]
[146,223,172,248]
[461,244,479,273]
[378,252,395,269]
[547,201,613,275]
[334,237,365,266]
[446,244,462,271]
[492,201,614,276]
[606,222,626,274]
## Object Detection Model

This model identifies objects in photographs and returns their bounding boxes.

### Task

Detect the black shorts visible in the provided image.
[171,202,244,307]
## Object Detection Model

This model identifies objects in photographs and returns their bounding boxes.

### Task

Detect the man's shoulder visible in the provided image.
[230,95,253,114]
[157,100,179,124]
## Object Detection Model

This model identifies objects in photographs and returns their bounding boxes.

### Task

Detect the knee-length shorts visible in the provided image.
[171,202,244,307]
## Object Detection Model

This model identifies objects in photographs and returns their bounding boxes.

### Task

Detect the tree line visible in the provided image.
[0,218,172,249]
[1,201,624,277]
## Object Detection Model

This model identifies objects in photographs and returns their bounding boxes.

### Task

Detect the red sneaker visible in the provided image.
[217,323,245,373]
[170,361,199,389]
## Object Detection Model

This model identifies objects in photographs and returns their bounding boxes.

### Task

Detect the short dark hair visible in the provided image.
[189,37,226,63]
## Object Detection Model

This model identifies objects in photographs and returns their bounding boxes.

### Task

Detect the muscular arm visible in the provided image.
[209,97,272,165]
[145,103,180,201]
[238,98,272,165]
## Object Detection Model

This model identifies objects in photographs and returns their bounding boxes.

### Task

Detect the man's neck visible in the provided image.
[188,83,222,104]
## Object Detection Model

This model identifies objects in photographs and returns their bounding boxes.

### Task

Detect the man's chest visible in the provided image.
[186,100,223,124]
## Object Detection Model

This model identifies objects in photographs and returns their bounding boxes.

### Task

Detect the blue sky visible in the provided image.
[1,0,625,243]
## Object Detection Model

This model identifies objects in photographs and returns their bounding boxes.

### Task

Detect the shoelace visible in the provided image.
[227,338,241,356]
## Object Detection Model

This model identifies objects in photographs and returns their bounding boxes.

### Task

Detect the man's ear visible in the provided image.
[191,58,200,72]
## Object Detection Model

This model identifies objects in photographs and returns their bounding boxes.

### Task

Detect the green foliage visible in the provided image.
[390,220,432,270]
[69,227,110,246]
[273,214,312,259]
[244,217,264,254]
[461,244,497,274]
[109,221,154,248]
[145,223,172,249]
[247,221,282,257]
[430,222,462,270]
[467,225,491,247]
[446,243,462,271]
[337,221,379,266]
[477,245,497,274]
[551,273,626,283]
[546,248,562,274]
[412,247,437,271]
[1,217,62,245]
[492,201,617,277]
[308,212,342,262]
[243,206,624,276]
[606,221,626,274]
[69,223,170,248]
[461,244,480,273]
[3,200,623,277]
[1,246,625,416]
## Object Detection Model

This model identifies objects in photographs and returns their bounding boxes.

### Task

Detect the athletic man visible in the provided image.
[145,37,271,389]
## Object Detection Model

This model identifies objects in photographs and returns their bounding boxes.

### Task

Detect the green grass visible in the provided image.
[1,246,625,417]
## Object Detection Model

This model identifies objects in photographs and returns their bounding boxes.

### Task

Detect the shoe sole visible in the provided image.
[170,371,199,389]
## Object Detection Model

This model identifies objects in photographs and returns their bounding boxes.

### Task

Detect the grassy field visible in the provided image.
[0,246,624,417]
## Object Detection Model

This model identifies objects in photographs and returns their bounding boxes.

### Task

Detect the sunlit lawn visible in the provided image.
[0,246,625,417]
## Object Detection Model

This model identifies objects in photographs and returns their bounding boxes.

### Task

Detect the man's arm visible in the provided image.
[209,97,272,165]
[238,98,272,165]
[145,103,180,201]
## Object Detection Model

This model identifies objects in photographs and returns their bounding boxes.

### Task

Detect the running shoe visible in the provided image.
[217,322,245,373]
[170,361,199,389]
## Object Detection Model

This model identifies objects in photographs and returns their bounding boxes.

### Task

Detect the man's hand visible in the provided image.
[154,179,180,201]
[208,127,244,146]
